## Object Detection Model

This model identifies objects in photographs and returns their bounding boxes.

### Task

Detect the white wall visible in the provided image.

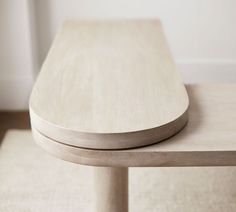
[0,0,36,110]
[0,0,236,109]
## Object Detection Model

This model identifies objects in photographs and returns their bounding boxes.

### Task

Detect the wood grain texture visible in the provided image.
[94,167,128,212]
[31,84,236,167]
[29,20,189,149]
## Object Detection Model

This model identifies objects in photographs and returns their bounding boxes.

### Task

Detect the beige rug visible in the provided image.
[0,130,236,212]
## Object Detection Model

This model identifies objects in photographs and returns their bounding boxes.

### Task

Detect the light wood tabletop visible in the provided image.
[29,20,236,212]
[30,20,189,150]
[32,84,236,167]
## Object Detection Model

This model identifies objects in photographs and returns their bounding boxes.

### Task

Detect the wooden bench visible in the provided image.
[30,20,236,212]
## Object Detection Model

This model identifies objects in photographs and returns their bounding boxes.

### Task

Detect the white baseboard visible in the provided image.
[178,60,236,83]
[0,75,34,110]
[0,61,235,110]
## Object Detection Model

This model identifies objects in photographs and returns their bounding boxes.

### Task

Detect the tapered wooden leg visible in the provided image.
[94,167,128,212]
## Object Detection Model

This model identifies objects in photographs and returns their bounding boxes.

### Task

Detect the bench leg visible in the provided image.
[94,167,128,212]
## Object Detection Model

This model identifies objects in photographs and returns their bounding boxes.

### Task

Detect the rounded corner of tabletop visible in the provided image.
[30,19,190,154]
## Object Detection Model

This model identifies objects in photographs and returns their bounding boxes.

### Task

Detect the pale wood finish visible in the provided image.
[32,84,236,167]
[30,20,189,149]
[94,167,128,212]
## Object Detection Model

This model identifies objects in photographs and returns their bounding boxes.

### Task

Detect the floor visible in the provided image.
[0,111,30,143]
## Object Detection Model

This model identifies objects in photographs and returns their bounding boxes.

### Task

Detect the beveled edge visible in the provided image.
[29,105,189,150]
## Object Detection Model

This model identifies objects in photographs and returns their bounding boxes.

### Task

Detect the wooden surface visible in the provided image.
[32,84,236,167]
[30,20,189,149]
[94,167,128,212]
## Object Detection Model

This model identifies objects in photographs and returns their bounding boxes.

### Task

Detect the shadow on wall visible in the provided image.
[34,0,52,66]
